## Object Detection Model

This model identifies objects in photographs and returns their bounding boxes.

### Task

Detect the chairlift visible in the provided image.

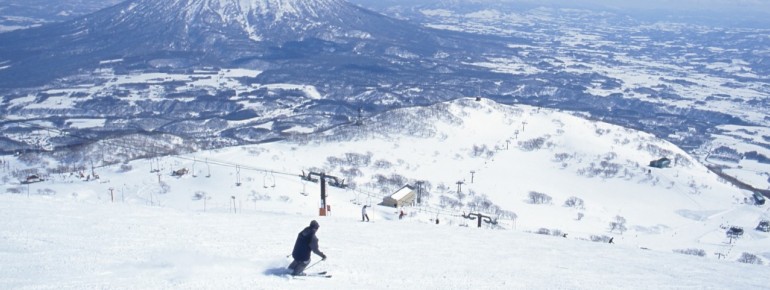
[351,191,361,205]
[192,157,197,177]
[300,170,319,183]
[262,171,276,188]
[205,158,211,178]
[329,177,346,188]
[236,165,241,186]
[150,158,160,173]
[301,182,308,196]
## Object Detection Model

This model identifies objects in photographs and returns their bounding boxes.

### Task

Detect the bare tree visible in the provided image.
[590,235,612,243]
[528,191,552,204]
[158,181,170,194]
[737,253,763,265]
[496,210,517,221]
[439,195,462,209]
[609,215,627,234]
[192,191,207,200]
[519,137,547,151]
[564,196,585,209]
[673,248,706,257]
[553,152,571,162]
[455,189,467,202]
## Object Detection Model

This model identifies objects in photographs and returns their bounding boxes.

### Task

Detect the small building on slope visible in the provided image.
[649,157,671,168]
[382,185,416,208]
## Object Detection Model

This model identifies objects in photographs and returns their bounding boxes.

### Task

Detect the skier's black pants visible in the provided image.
[288,260,310,275]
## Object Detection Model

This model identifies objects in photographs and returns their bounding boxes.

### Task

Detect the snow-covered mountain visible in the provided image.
[0,0,440,87]
[2,99,768,287]
[82,0,422,46]
[1,0,768,200]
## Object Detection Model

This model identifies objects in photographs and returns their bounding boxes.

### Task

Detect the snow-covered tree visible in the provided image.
[673,248,706,257]
[564,196,585,209]
[609,215,627,234]
[737,253,763,265]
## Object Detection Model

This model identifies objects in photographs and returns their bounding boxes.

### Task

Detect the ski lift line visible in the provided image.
[19,123,510,222]
[173,155,296,177]
[173,157,294,179]
[13,122,502,220]
[349,188,384,199]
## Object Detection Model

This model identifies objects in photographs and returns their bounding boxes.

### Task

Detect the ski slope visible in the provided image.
[1,98,768,289]
[0,195,768,289]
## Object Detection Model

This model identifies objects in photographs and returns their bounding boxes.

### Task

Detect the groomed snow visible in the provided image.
[0,195,768,289]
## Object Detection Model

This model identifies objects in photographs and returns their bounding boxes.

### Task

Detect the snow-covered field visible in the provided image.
[1,195,768,289]
[1,98,769,289]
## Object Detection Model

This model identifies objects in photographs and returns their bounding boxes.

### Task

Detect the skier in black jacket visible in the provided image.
[288,220,327,275]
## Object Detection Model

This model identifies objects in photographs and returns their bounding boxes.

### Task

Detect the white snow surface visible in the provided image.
[181,0,346,23]
[0,195,767,290]
[1,98,769,289]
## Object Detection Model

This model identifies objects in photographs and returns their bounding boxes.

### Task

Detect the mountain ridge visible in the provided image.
[0,0,440,87]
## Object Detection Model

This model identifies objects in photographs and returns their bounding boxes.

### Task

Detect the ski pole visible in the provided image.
[304,260,324,271]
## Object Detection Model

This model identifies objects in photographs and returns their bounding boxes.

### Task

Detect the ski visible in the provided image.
[287,272,332,279]
[287,271,328,277]
[301,271,331,278]
[305,273,332,278]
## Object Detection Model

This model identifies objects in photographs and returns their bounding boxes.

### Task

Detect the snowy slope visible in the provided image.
[1,195,768,289]
[129,0,367,43]
[1,98,768,288]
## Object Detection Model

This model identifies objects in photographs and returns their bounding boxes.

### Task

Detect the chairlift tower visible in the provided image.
[354,107,364,126]
[416,181,423,205]
[305,172,344,216]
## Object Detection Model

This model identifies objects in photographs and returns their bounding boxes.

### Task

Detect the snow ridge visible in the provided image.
[181,0,346,21]
[125,0,359,43]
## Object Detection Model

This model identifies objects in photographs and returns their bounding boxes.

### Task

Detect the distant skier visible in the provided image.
[288,220,327,276]
[608,237,614,244]
[399,210,405,220]
[362,205,370,222]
